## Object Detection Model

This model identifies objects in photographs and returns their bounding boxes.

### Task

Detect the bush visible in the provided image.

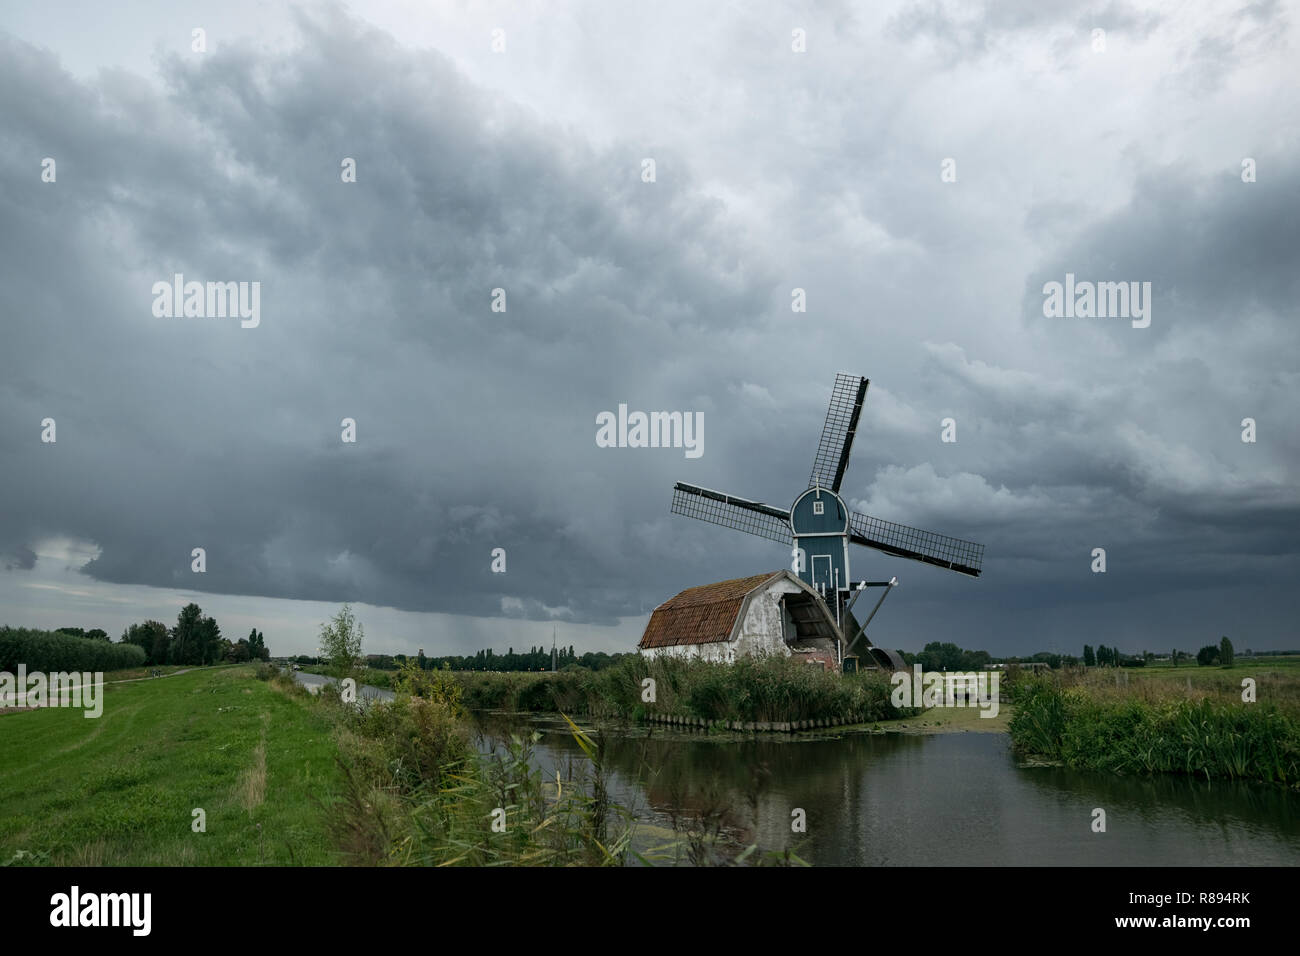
[340,694,470,794]
[0,626,146,673]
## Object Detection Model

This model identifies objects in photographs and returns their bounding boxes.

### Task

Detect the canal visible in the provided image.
[474,714,1300,866]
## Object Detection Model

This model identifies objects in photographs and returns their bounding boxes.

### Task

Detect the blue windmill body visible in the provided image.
[789,485,851,596]
[671,373,984,649]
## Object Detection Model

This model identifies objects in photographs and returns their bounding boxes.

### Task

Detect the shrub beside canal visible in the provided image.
[1009,674,1300,786]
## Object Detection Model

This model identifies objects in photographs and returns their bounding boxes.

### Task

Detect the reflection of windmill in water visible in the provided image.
[647,374,984,669]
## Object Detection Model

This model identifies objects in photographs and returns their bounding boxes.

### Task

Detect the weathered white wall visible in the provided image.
[642,640,734,663]
[733,577,806,657]
[640,574,840,663]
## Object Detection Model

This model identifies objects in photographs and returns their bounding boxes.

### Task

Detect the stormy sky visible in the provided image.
[1,1,1297,658]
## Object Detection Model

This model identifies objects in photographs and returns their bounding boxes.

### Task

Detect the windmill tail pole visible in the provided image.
[842,579,894,617]
[844,577,897,657]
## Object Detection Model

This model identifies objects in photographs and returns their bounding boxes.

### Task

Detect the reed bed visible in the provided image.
[1008,672,1300,786]
[451,654,905,725]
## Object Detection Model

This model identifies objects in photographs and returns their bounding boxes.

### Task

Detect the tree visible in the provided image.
[917,642,964,671]
[196,616,222,665]
[244,628,269,661]
[122,619,170,665]
[86,628,108,641]
[1196,644,1220,666]
[1083,644,1095,667]
[1219,636,1234,667]
[148,621,171,665]
[318,604,364,679]
[172,603,204,665]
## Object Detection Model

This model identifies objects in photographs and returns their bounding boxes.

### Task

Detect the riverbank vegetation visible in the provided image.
[312,658,807,865]
[447,654,907,726]
[297,653,909,727]
[1008,662,1300,787]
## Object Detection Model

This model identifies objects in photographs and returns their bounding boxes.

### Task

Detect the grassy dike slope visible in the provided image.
[0,665,340,865]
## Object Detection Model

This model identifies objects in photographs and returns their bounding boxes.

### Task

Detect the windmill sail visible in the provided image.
[671,482,792,544]
[850,511,984,577]
[809,374,869,493]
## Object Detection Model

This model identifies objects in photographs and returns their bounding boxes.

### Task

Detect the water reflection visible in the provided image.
[473,714,1300,866]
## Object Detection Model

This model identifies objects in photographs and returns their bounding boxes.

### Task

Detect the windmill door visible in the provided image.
[811,554,833,597]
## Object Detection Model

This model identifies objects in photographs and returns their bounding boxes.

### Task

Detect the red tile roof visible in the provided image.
[638,572,782,649]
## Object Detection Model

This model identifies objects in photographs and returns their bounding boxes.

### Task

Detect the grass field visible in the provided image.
[1064,657,1300,707]
[0,665,341,866]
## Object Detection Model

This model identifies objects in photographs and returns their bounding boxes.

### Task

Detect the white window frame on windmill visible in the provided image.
[813,500,824,515]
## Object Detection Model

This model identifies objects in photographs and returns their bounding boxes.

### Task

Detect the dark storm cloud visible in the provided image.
[1025,163,1300,335]
[0,9,786,626]
[0,3,1296,656]
[4,547,36,571]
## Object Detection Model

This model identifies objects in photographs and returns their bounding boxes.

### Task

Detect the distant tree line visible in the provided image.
[413,645,629,672]
[1080,639,1262,668]
[1195,637,1235,667]
[289,646,629,672]
[120,603,269,666]
[1081,644,1146,667]
[1081,645,1161,667]
[900,642,994,671]
[887,643,1080,670]
[1017,651,1082,669]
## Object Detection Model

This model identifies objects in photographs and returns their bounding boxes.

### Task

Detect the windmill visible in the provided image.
[670,373,984,659]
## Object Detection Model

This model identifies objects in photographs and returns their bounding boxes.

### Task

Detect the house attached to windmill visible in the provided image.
[637,570,843,668]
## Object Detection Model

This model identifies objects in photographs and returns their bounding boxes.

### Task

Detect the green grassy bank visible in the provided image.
[0,661,804,866]
[0,665,340,865]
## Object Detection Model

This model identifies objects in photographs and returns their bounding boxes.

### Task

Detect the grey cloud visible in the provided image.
[0,2,1296,657]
